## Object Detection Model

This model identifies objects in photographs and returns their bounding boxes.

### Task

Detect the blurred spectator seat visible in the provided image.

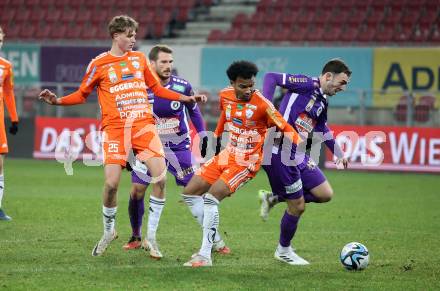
[415,95,435,122]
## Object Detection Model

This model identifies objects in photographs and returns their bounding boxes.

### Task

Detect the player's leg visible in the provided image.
[123,167,149,250]
[185,164,253,267]
[0,154,11,221]
[92,163,122,256]
[92,129,126,256]
[172,150,230,254]
[141,156,167,259]
[274,196,309,265]
[300,158,333,203]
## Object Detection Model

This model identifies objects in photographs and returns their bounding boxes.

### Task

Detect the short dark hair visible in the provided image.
[148,45,173,61]
[108,15,138,38]
[322,59,352,77]
[226,60,259,81]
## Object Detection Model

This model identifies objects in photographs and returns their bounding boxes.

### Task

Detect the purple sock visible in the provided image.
[128,196,144,237]
[303,190,320,203]
[279,211,300,247]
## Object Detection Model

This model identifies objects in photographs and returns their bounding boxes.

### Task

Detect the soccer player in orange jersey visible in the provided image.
[38,16,206,256]
[182,61,302,267]
[0,26,19,221]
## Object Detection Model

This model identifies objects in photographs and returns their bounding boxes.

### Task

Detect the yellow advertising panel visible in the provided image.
[373,48,440,108]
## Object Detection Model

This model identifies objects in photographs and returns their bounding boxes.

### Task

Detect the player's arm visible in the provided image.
[3,66,18,123]
[265,104,302,146]
[263,72,315,101]
[185,87,208,156]
[213,103,227,155]
[143,58,206,103]
[3,66,19,135]
[316,121,347,168]
[39,62,99,105]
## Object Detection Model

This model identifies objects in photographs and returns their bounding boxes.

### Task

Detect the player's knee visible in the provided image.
[104,181,119,196]
[321,188,334,202]
[131,184,146,199]
[287,199,305,216]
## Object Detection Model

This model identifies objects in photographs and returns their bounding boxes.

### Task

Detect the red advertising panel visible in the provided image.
[325,125,440,173]
[33,117,102,161]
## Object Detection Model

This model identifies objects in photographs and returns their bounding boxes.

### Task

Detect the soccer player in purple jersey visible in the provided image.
[123,45,230,259]
[259,59,351,265]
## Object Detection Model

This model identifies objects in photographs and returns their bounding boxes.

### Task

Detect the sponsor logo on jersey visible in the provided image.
[109,81,147,93]
[305,98,316,112]
[172,83,186,93]
[122,74,134,80]
[172,77,188,85]
[235,111,242,117]
[171,101,181,110]
[295,113,316,133]
[108,67,118,83]
[225,104,232,120]
[266,108,283,128]
[135,70,143,79]
[288,76,308,83]
[237,104,244,110]
[119,62,127,67]
[246,104,257,110]
[122,67,130,73]
[232,117,243,126]
[128,56,140,60]
[245,120,256,126]
[131,61,140,69]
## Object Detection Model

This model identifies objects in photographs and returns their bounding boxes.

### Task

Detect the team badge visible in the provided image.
[171,101,181,110]
[132,61,140,69]
[305,98,316,112]
[108,67,117,83]
[245,108,254,119]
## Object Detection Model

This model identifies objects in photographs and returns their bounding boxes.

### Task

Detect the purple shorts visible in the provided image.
[262,152,326,200]
[132,148,196,187]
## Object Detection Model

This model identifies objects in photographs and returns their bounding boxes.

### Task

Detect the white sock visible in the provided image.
[277,244,291,253]
[147,196,165,242]
[199,193,219,259]
[182,194,222,243]
[0,175,4,208]
[103,206,117,237]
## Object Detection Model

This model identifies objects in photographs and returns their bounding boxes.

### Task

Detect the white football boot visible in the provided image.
[183,254,212,267]
[274,246,309,265]
[92,230,118,256]
[142,239,163,259]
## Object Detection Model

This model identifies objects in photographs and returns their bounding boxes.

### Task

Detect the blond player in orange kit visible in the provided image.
[181,61,301,267]
[0,26,19,221]
[38,15,206,256]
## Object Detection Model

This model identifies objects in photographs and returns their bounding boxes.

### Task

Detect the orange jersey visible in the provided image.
[0,57,18,123]
[214,87,300,168]
[70,50,180,129]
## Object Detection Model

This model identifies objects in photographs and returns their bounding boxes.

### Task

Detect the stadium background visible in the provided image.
[1,0,439,173]
[1,0,440,289]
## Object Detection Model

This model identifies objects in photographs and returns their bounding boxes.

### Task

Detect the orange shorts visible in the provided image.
[102,123,164,167]
[197,151,257,193]
[0,121,8,154]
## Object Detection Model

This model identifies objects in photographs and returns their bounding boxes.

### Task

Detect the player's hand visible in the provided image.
[200,136,208,158]
[180,94,207,103]
[8,122,18,135]
[38,89,59,105]
[336,158,348,169]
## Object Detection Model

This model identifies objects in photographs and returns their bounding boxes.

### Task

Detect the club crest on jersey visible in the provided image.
[108,67,118,83]
[131,61,140,69]
[225,104,232,120]
[245,108,254,119]
[171,101,181,110]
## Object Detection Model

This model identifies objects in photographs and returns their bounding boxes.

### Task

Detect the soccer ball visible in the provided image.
[340,242,369,270]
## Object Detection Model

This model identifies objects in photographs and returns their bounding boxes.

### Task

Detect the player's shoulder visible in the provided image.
[171,75,191,86]
[0,56,12,68]
[253,89,274,109]
[219,86,235,98]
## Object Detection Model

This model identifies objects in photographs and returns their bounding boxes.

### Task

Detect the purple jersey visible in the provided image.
[148,75,205,150]
[263,72,343,158]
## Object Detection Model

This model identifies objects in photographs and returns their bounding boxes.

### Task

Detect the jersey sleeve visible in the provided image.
[142,56,181,101]
[315,121,344,158]
[3,65,18,122]
[264,101,301,145]
[213,97,226,138]
[263,72,315,98]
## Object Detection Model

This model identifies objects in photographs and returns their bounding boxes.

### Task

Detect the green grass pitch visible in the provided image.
[1,159,439,290]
